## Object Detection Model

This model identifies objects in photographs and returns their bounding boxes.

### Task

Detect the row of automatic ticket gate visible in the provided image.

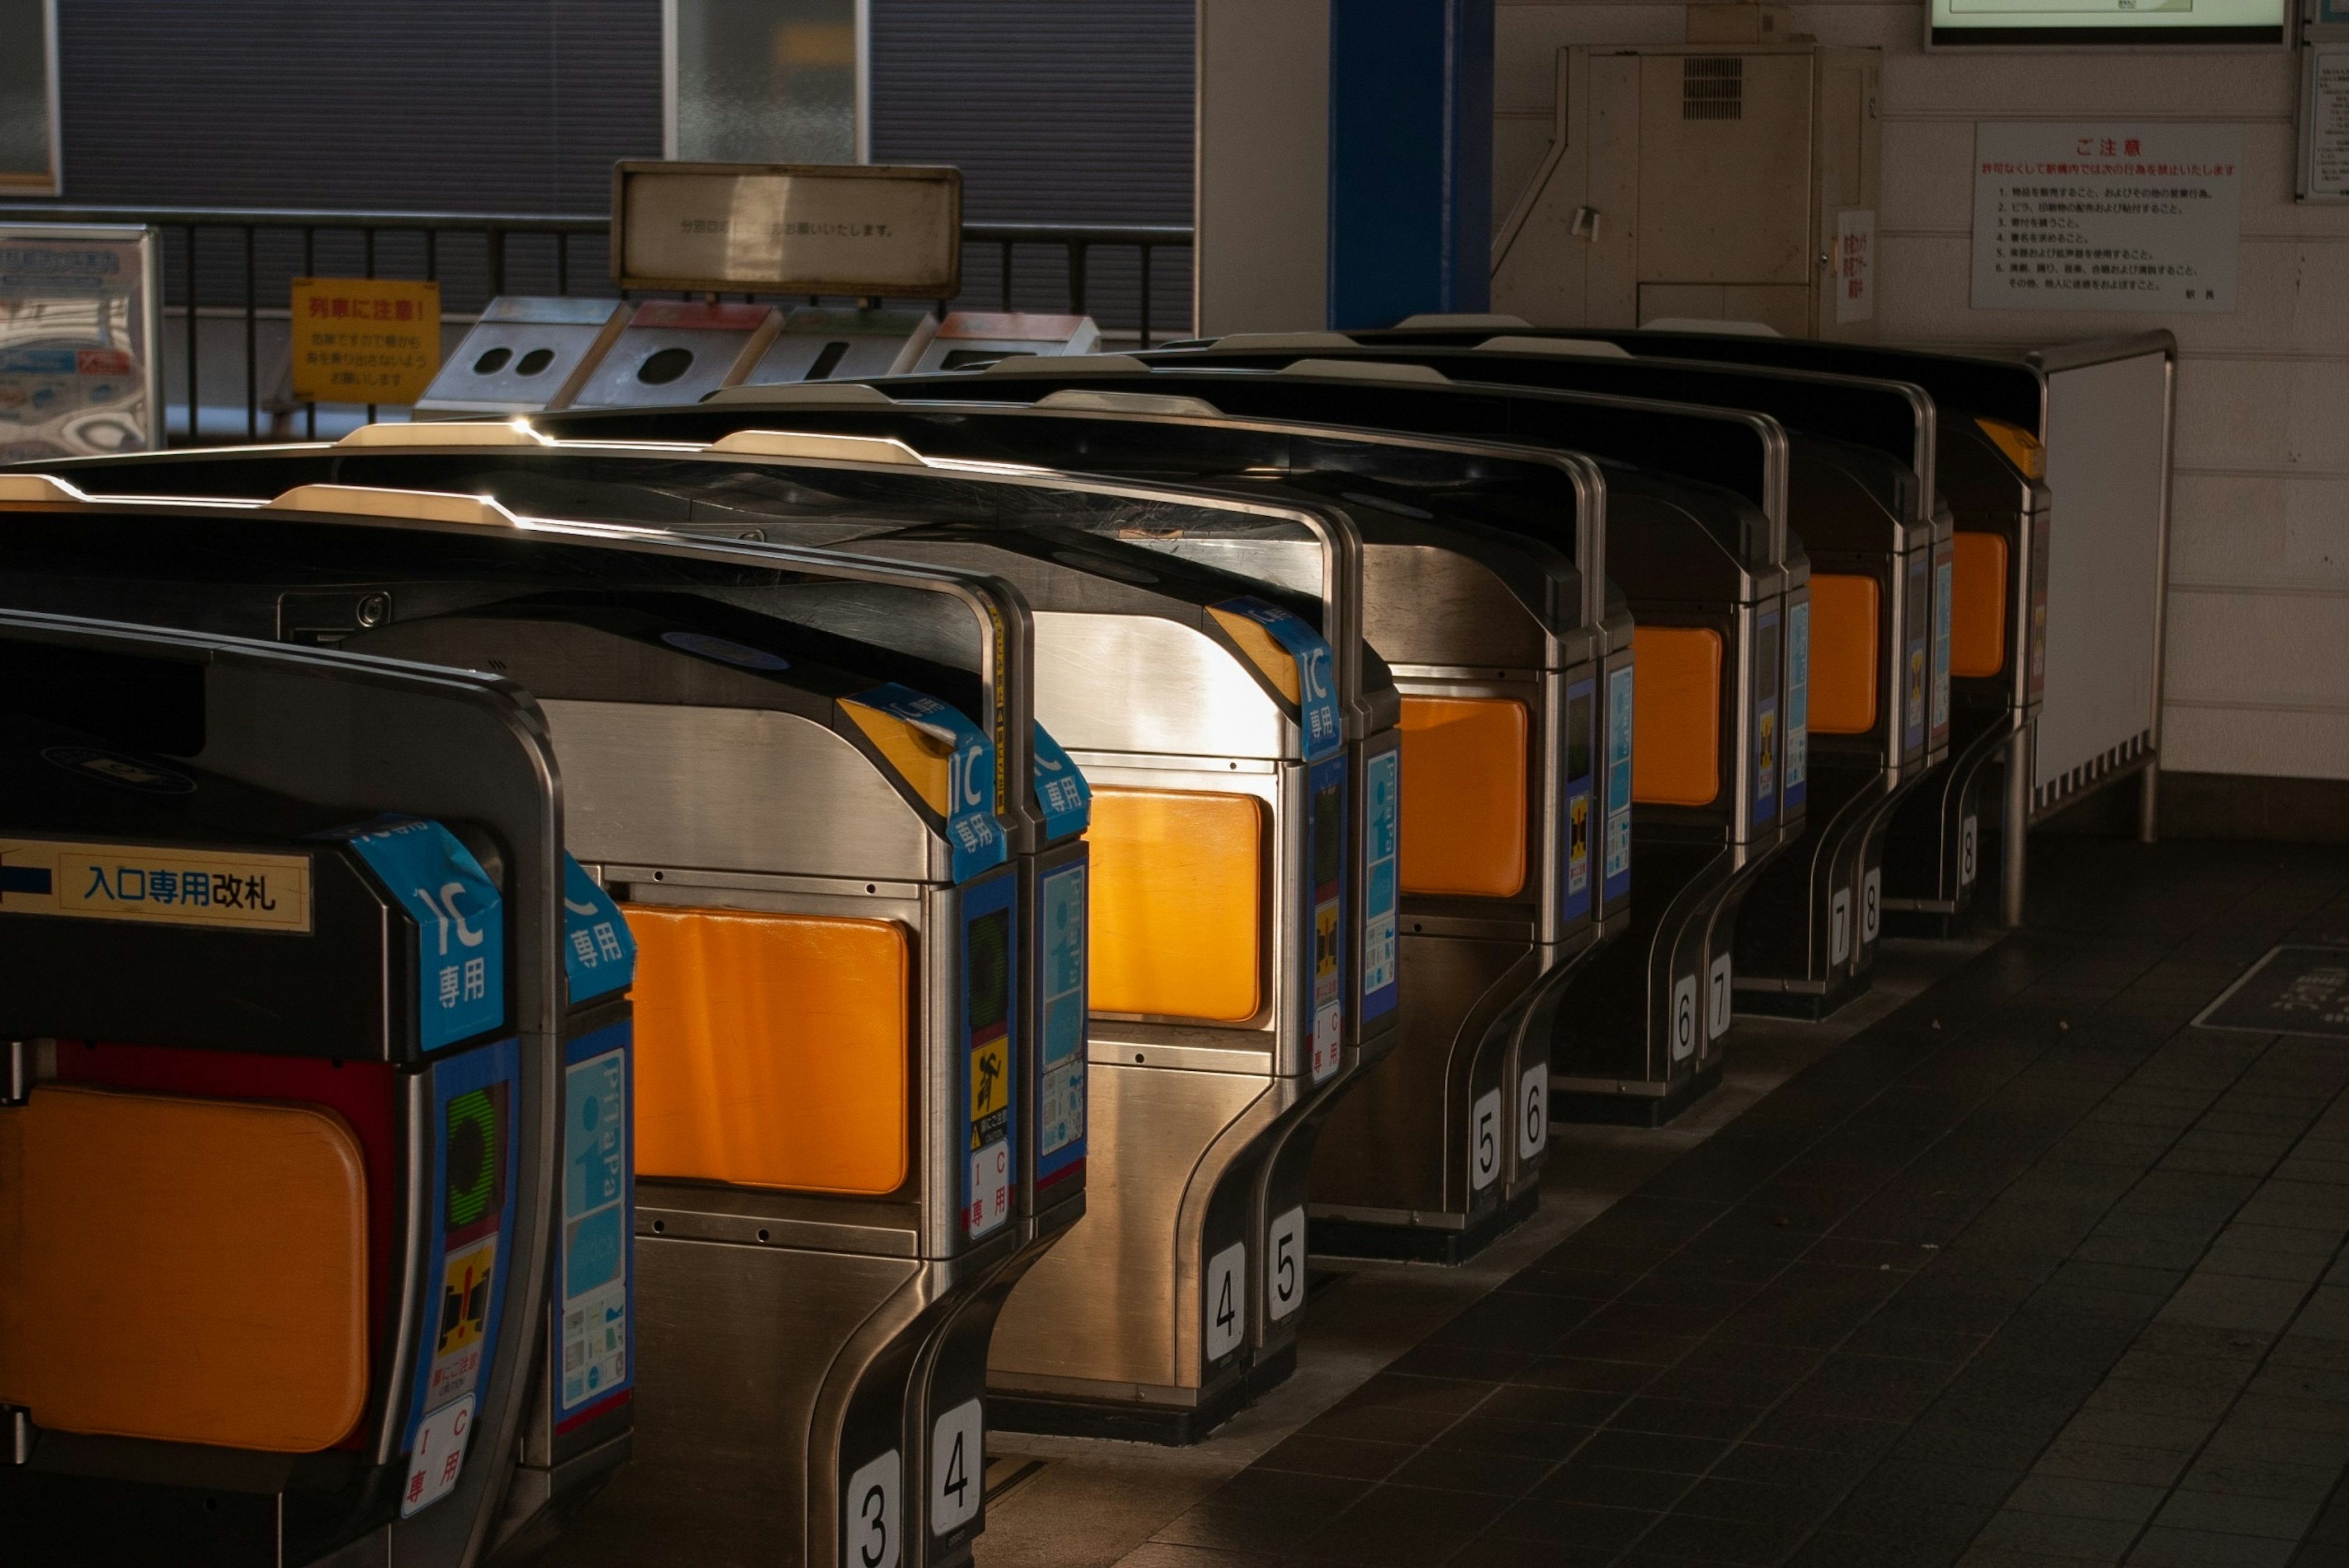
[0,321,2055,1568]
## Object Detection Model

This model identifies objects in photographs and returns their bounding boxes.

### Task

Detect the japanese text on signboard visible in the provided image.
[291,277,442,403]
[1972,124,2242,312]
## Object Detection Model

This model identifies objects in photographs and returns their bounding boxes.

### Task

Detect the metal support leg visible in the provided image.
[2003,720,2032,929]
[2139,758,2160,845]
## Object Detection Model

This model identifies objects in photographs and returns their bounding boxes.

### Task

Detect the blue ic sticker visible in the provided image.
[1035,858,1088,1188]
[1360,748,1399,1024]
[960,870,1019,1240]
[555,1017,632,1429]
[1754,607,1782,827]
[1561,676,1597,925]
[1215,596,1342,762]
[842,682,1007,884]
[401,1034,520,1517]
[1931,552,1953,742]
[1305,752,1349,1079]
[329,816,505,1052]
[1906,557,1931,756]
[1785,602,1809,813]
[560,856,636,1007]
[1603,665,1635,907]
[1031,722,1091,841]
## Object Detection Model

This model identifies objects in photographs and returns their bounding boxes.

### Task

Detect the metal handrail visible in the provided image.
[0,203,599,231]
[0,204,1195,444]
[0,205,1197,247]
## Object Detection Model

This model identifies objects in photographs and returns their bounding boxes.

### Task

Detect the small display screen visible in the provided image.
[1310,781,1344,887]
[445,1084,508,1237]
[1567,691,1594,783]
[1754,620,1781,706]
[967,908,1011,1035]
[1929,0,2282,45]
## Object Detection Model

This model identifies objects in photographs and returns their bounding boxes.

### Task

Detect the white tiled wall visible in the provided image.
[1497,0,2349,779]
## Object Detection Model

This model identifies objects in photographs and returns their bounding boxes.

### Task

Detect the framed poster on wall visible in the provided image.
[0,225,163,459]
[2303,0,2349,199]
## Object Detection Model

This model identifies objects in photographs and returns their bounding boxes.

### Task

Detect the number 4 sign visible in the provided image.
[1204,1240,1247,1362]
[930,1399,984,1535]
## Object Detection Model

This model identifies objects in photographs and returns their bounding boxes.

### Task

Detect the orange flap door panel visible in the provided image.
[1399,696,1529,898]
[626,906,911,1194]
[0,1084,369,1452]
[1631,626,1723,808]
[1950,533,2009,679]
[1807,574,1882,736]
[1088,786,1265,1023]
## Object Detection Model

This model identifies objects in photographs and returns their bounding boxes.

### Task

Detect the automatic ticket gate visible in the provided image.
[1356,324,2054,933]
[0,486,1074,1564]
[0,610,578,1568]
[746,306,941,384]
[539,386,1633,1262]
[21,439,1397,1441]
[857,357,1806,1121]
[565,302,784,410]
[416,297,631,418]
[522,459,1384,1437]
[906,312,1101,373]
[1149,338,1952,1015]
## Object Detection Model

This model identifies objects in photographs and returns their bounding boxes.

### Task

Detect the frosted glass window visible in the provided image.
[0,0,58,194]
[670,0,864,166]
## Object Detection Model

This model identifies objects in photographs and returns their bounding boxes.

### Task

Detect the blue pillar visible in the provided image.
[1326,0,1494,330]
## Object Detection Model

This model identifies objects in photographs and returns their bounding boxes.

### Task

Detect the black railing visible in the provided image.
[0,204,1194,445]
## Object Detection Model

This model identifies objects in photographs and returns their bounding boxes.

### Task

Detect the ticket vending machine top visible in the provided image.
[541,386,1632,1263]
[0,490,1065,1567]
[563,301,784,411]
[908,312,1101,373]
[1144,338,1950,1017]
[30,432,1401,1441]
[745,306,942,385]
[1365,323,2054,933]
[839,358,1805,1122]
[0,610,570,1568]
[414,297,631,419]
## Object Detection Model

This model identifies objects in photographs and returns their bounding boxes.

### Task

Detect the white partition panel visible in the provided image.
[2030,336,2175,812]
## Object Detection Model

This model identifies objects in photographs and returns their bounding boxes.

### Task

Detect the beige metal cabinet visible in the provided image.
[1494,42,1882,339]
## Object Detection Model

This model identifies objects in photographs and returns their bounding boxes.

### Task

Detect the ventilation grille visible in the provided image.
[1682,57,1743,121]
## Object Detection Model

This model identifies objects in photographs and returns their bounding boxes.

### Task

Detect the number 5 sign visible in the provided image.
[1470,1088,1502,1191]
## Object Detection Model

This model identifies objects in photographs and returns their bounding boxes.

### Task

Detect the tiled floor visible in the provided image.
[990,834,2349,1568]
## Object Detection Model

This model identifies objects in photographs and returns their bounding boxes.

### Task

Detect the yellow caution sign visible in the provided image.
[292,277,442,405]
[968,1037,1008,1123]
